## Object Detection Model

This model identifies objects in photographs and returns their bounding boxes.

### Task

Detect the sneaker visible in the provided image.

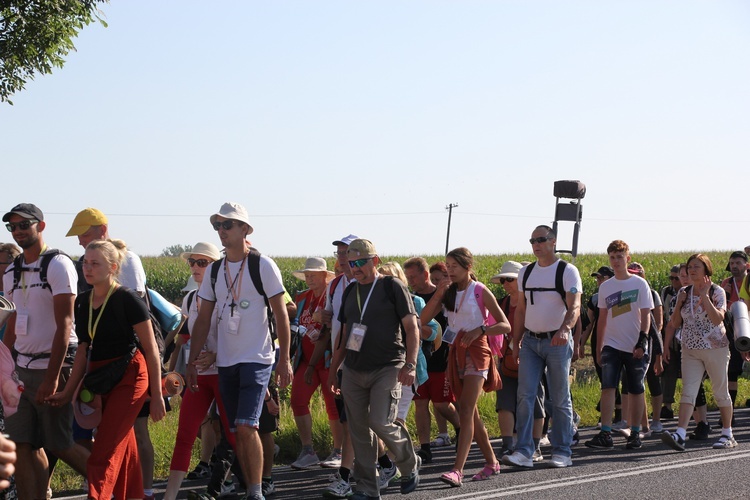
[713,434,738,449]
[47,488,53,500]
[378,463,400,490]
[187,492,217,500]
[660,406,674,420]
[219,481,236,497]
[187,462,211,480]
[498,445,514,457]
[291,450,320,470]
[532,449,543,462]
[689,421,710,441]
[416,447,432,464]
[430,434,451,448]
[641,428,653,439]
[571,429,580,446]
[650,421,664,434]
[501,451,533,468]
[400,455,421,494]
[548,454,572,468]
[539,435,551,447]
[321,450,343,469]
[273,444,280,458]
[261,480,275,497]
[626,433,642,449]
[585,431,614,449]
[596,420,602,429]
[661,431,686,451]
[611,420,628,431]
[323,476,352,498]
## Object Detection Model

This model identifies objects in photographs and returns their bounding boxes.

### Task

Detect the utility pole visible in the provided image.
[445,203,458,255]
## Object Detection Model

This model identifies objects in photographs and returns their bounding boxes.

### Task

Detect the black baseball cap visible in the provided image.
[726,251,749,271]
[3,203,44,222]
[591,266,614,278]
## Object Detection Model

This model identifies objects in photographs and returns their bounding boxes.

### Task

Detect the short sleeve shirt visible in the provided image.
[517,260,582,333]
[680,285,728,350]
[597,275,654,352]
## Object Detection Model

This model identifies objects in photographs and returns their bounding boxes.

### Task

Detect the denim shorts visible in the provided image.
[218,362,273,430]
[601,346,648,394]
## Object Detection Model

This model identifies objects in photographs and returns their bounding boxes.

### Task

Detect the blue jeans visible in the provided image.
[516,332,574,458]
[218,362,273,430]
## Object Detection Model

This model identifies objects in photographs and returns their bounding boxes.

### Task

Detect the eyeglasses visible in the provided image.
[499,277,516,284]
[668,276,680,281]
[348,258,372,268]
[5,220,38,232]
[212,220,237,231]
[188,258,211,268]
[529,236,551,245]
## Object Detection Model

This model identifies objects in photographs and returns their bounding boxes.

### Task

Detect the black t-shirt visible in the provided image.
[339,277,416,372]
[415,289,450,373]
[75,287,150,361]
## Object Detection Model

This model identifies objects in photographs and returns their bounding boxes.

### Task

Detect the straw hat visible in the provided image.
[292,257,335,281]
[490,261,523,284]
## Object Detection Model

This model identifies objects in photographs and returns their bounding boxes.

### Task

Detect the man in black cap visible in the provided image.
[580,265,615,425]
[2,203,89,499]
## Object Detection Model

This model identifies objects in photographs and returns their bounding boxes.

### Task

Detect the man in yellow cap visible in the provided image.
[66,208,146,295]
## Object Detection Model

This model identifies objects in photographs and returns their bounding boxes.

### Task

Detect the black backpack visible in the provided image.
[209,247,278,349]
[521,260,569,308]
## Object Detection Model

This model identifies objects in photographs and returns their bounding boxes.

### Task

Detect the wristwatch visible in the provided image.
[405,362,416,371]
[480,325,487,335]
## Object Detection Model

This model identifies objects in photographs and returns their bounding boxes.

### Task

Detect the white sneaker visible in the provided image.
[650,421,664,434]
[501,451,533,468]
[320,450,343,469]
[378,463,401,489]
[291,450,320,470]
[549,454,573,468]
[532,449,544,462]
[430,434,451,448]
[539,435,551,447]
[323,476,352,498]
[219,481,235,497]
[712,435,738,449]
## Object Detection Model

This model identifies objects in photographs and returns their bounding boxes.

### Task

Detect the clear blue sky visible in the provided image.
[2,1,749,259]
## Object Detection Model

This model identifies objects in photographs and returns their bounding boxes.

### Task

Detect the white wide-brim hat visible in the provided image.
[180,241,222,261]
[490,261,523,284]
[292,257,335,281]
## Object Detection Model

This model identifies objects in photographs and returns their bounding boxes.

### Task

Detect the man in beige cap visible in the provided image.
[187,202,292,500]
[327,239,421,499]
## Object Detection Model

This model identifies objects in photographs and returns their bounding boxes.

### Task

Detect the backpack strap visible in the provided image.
[521,260,568,308]
[472,281,490,324]
[186,289,197,313]
[328,274,344,303]
[10,249,71,294]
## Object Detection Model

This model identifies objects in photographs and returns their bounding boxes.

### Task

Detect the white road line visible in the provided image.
[436,450,750,499]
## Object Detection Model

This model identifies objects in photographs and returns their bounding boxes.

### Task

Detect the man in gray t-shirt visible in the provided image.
[328,239,421,498]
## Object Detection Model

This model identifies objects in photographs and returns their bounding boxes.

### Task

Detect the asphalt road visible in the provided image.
[58,408,750,500]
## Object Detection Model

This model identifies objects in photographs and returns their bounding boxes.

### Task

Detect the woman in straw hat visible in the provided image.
[289,257,343,470]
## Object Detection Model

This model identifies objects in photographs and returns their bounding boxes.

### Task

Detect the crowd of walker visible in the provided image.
[1,201,749,500]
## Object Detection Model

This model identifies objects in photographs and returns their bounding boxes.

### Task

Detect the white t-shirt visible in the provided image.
[181,289,219,375]
[120,250,147,293]
[598,275,654,352]
[445,281,485,332]
[197,254,285,367]
[2,253,78,369]
[325,274,352,349]
[518,260,582,333]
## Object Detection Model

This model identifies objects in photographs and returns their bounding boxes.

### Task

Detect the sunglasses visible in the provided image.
[5,220,38,232]
[188,258,211,268]
[529,236,551,244]
[348,258,372,268]
[499,277,516,284]
[212,220,237,231]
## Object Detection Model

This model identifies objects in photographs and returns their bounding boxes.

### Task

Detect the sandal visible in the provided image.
[472,462,501,481]
[439,469,463,487]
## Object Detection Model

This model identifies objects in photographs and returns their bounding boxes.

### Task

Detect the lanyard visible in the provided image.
[88,281,117,344]
[19,244,48,305]
[356,275,379,322]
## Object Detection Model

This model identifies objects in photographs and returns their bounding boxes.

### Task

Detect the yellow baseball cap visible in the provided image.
[66,208,108,237]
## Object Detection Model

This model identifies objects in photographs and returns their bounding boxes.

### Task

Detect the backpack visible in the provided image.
[498,295,518,378]
[521,260,568,308]
[7,249,77,366]
[209,247,277,349]
[9,249,72,295]
[336,275,402,350]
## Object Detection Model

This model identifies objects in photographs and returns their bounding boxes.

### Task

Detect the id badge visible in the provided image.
[227,315,240,335]
[442,326,458,345]
[346,322,367,352]
[15,313,29,336]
